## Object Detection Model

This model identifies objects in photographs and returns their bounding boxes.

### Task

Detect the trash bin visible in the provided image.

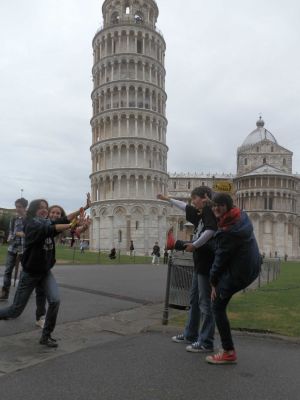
[162,251,194,325]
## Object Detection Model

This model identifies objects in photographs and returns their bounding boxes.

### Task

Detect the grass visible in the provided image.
[170,262,300,338]
[0,244,152,265]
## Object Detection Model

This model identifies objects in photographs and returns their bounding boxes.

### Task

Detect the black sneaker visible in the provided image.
[39,335,58,348]
[171,334,193,344]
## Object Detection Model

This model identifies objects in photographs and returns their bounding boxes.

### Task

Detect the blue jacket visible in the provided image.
[210,211,261,296]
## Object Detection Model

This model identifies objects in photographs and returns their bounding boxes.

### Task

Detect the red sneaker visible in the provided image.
[206,350,237,365]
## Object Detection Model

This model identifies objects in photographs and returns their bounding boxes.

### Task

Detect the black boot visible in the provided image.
[0,287,9,301]
[39,335,58,348]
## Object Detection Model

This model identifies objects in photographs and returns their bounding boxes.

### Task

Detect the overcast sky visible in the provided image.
[1,0,300,210]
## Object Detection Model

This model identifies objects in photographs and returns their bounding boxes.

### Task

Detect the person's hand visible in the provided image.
[204,193,213,206]
[84,193,91,211]
[157,194,169,201]
[184,243,195,252]
[211,286,217,301]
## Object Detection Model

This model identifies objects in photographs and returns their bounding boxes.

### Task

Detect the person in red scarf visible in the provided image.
[206,193,261,365]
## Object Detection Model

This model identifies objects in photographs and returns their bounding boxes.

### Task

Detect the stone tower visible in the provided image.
[90,0,169,255]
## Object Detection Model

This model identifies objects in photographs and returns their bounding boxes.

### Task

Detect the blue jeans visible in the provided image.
[3,251,18,289]
[0,270,60,337]
[184,273,215,348]
[35,285,47,321]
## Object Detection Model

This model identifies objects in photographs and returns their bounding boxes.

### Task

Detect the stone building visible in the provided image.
[89,0,169,254]
[168,118,300,259]
[235,118,300,259]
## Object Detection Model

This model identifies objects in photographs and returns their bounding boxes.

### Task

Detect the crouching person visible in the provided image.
[206,193,261,365]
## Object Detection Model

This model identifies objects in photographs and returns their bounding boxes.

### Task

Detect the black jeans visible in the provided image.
[212,293,234,351]
[0,270,60,337]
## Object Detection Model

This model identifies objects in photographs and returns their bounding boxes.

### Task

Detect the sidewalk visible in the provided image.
[1,325,300,400]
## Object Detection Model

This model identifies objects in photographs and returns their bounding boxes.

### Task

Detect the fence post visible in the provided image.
[162,255,172,325]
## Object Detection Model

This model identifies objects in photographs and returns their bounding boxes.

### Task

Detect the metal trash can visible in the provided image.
[162,251,194,325]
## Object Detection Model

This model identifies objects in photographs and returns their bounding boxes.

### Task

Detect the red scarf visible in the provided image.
[218,207,241,231]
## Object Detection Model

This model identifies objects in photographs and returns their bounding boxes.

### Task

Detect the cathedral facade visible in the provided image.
[90,1,300,259]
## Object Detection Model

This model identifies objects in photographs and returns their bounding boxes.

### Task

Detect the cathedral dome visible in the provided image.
[241,117,277,147]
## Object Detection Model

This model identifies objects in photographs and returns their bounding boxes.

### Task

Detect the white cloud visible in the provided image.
[1,0,300,209]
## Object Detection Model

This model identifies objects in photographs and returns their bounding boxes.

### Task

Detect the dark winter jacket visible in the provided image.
[22,217,68,275]
[210,211,261,296]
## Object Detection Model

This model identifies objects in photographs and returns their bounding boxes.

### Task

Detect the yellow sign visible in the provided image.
[213,181,233,193]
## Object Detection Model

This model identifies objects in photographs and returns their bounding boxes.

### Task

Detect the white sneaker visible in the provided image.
[35,316,46,329]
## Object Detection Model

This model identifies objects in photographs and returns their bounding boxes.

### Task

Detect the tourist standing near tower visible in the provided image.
[90,0,168,255]
[0,198,28,301]
[158,187,217,353]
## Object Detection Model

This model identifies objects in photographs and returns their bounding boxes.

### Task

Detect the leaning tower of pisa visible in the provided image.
[90,0,169,255]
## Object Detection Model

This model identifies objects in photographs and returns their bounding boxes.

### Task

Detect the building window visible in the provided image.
[188,181,191,189]
[118,230,122,242]
[264,196,268,210]
[173,181,176,189]
[263,158,266,164]
[288,223,293,235]
[244,158,248,165]
[271,146,274,152]
[256,146,259,152]
[283,158,287,167]
[137,39,143,54]
[269,197,273,210]
[179,221,184,231]
[202,181,205,186]
[125,6,130,14]
[136,221,139,230]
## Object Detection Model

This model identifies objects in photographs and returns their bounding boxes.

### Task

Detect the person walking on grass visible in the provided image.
[152,242,160,265]
[206,193,261,365]
[0,199,90,348]
[158,187,217,353]
[0,198,28,301]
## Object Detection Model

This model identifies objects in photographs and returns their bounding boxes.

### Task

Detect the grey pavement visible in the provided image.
[1,263,300,400]
[0,263,167,337]
[1,331,300,400]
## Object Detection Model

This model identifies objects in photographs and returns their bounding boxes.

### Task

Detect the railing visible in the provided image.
[162,253,281,325]
[94,22,164,38]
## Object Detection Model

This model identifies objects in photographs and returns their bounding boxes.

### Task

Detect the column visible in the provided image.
[135,61,138,79]
[126,116,129,136]
[135,147,138,166]
[135,117,138,136]
[127,177,130,197]
[118,176,121,198]
[135,178,139,197]
[126,87,129,107]
[127,32,130,51]
[104,36,108,57]
[118,116,121,137]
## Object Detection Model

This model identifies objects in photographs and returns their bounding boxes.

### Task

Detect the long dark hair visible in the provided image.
[26,199,49,219]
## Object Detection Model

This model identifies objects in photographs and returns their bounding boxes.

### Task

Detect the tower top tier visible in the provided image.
[102,0,159,29]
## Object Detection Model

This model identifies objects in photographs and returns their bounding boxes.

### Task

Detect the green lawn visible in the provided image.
[0,244,152,265]
[171,262,300,338]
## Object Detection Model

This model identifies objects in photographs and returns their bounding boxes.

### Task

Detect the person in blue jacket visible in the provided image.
[206,193,261,365]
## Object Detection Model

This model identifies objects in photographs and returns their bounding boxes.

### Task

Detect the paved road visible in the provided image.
[1,263,300,400]
[1,332,300,400]
[0,263,167,337]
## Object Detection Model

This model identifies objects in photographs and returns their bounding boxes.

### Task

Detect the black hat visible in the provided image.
[212,193,233,210]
